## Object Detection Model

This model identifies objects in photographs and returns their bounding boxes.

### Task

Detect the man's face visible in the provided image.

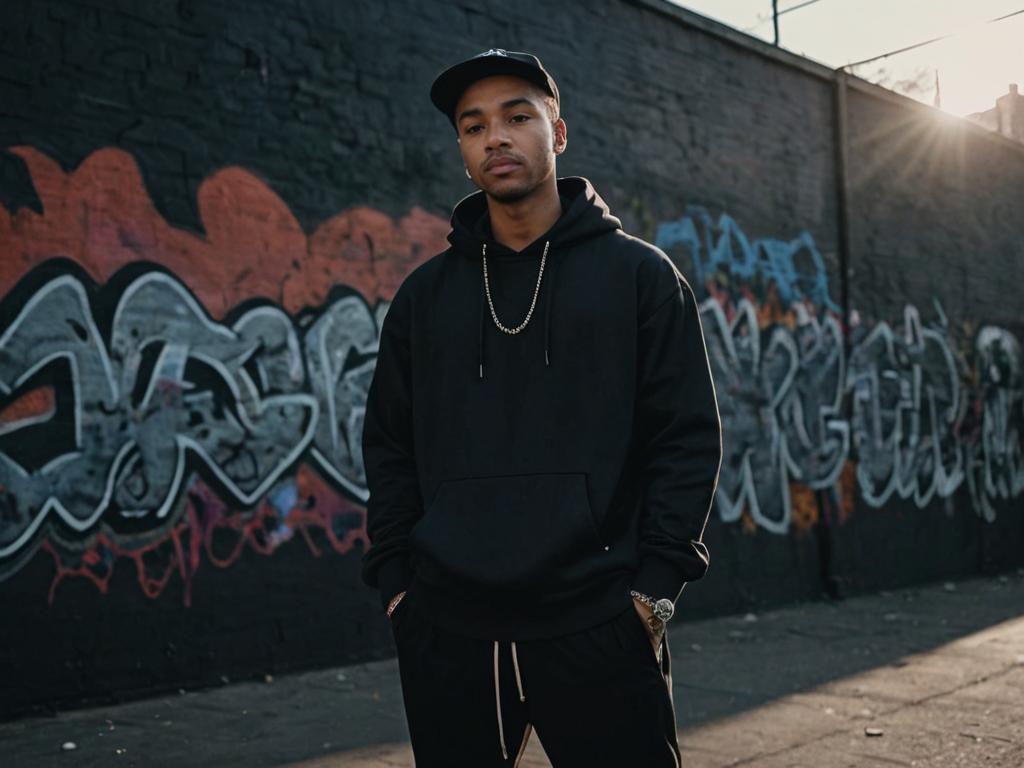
[454,75,566,204]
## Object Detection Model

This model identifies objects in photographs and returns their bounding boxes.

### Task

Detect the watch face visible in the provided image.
[654,598,674,621]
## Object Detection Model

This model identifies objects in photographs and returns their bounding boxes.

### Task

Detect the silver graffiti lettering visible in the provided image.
[0,272,392,578]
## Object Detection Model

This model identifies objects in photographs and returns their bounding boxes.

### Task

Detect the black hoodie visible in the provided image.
[360,177,722,640]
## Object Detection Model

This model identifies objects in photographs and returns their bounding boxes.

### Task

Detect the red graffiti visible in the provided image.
[44,468,370,606]
[0,146,448,316]
[0,386,54,428]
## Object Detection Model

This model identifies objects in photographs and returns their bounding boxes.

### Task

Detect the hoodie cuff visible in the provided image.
[632,555,687,603]
[376,556,414,611]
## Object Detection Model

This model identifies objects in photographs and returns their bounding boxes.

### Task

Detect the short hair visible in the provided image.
[523,80,559,125]
[540,92,559,124]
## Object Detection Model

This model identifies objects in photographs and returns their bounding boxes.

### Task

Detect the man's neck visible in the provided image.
[486,178,562,253]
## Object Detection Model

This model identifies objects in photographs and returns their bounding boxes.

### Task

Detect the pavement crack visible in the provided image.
[845,749,914,766]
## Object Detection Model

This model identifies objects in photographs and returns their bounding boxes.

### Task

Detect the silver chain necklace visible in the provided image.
[481,240,549,334]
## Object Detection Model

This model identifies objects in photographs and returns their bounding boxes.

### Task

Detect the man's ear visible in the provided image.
[552,117,567,155]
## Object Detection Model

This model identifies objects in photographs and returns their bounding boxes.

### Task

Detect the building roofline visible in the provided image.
[626,0,1024,156]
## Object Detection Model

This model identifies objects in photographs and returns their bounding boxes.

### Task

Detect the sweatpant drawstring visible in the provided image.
[494,640,528,761]
[511,641,526,702]
[493,641,507,760]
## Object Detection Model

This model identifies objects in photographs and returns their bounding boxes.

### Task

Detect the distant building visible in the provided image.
[967,84,1024,143]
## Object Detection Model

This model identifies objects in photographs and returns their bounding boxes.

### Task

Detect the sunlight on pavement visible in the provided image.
[678,615,1024,767]
[291,615,1024,767]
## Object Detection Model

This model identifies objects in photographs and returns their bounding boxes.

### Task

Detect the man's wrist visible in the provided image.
[630,589,674,634]
[629,594,662,633]
[630,590,674,619]
[631,594,654,616]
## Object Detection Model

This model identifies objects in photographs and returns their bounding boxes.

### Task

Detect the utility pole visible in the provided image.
[772,0,780,45]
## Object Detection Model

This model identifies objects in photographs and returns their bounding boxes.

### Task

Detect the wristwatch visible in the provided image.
[630,590,674,633]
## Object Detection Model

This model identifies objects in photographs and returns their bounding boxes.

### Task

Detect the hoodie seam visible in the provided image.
[641,283,686,326]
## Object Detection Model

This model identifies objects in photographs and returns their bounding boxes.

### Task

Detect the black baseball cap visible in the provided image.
[430,48,560,129]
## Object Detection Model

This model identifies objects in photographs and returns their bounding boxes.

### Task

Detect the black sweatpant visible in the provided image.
[391,594,682,768]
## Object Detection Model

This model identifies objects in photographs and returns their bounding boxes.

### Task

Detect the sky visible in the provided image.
[673,0,1024,116]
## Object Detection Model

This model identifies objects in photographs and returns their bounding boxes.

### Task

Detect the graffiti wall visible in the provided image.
[0,145,448,602]
[1,0,1022,714]
[657,208,1023,532]
[0,146,450,602]
[0,144,449,714]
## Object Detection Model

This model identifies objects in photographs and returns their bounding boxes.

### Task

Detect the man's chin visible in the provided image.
[485,181,536,204]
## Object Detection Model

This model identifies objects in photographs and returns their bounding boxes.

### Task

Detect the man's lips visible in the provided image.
[485,158,521,174]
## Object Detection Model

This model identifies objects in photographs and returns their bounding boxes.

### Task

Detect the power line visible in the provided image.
[777,0,830,18]
[744,0,832,32]
[843,8,1024,70]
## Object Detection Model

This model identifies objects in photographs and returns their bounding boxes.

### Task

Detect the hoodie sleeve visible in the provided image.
[631,266,722,605]
[360,282,423,610]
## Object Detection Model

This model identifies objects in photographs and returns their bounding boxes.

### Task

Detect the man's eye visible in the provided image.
[510,114,529,123]
[464,125,482,134]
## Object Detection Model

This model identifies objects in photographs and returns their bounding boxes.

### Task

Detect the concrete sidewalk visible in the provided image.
[4,572,1024,767]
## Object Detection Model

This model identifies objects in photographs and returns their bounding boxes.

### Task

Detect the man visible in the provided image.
[360,49,721,768]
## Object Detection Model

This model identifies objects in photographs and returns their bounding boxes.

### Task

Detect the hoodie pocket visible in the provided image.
[410,472,605,592]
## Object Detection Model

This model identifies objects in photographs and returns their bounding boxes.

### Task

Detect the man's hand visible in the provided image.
[631,596,664,660]
[386,590,407,621]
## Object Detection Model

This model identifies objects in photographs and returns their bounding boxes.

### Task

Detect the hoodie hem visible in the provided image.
[404,571,635,640]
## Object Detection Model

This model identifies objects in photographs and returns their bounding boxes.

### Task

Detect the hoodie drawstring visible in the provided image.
[493,640,527,760]
[543,253,558,367]
[478,268,486,379]
[478,241,555,379]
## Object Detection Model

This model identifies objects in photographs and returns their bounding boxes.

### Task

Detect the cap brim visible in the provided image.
[430,58,554,126]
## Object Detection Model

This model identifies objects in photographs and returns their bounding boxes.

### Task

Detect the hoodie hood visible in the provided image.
[448,176,622,256]
[445,176,622,379]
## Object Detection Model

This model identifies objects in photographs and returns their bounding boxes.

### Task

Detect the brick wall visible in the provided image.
[0,0,1021,714]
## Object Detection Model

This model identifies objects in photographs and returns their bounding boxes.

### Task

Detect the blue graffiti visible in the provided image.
[655,206,839,312]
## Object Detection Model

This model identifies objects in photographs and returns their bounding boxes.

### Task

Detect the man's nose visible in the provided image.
[484,120,511,148]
